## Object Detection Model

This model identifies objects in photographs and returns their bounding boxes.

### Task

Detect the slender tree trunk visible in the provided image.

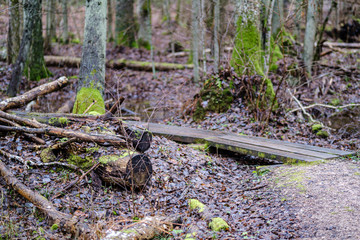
[7,0,37,96]
[44,0,56,51]
[137,0,152,50]
[107,0,114,41]
[175,0,181,23]
[73,0,107,114]
[61,0,68,43]
[7,0,21,65]
[24,0,51,81]
[303,0,319,75]
[213,0,220,73]
[292,0,302,41]
[271,0,284,37]
[116,0,136,47]
[191,0,200,82]
[200,0,206,75]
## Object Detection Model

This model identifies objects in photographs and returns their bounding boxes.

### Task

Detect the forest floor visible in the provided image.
[1,5,360,239]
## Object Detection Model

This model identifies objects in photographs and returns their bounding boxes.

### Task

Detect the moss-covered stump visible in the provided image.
[97,152,152,189]
[72,87,105,115]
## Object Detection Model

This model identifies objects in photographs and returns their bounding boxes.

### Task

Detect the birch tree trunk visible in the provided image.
[7,0,21,65]
[73,0,107,115]
[213,0,220,73]
[137,0,152,50]
[116,0,136,47]
[7,0,36,96]
[303,0,319,75]
[191,0,200,82]
[62,0,68,43]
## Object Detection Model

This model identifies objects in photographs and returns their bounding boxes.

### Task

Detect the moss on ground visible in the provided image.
[72,87,105,114]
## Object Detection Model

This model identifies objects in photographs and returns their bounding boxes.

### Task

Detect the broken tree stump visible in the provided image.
[97,152,152,189]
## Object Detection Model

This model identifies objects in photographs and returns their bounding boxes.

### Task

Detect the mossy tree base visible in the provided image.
[72,87,105,115]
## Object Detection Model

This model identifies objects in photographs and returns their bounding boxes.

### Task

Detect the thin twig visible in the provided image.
[287,102,360,115]
[287,89,316,123]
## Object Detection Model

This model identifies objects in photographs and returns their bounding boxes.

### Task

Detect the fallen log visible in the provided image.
[103,215,177,240]
[97,152,152,189]
[323,42,360,49]
[44,55,194,71]
[0,159,91,238]
[0,76,70,111]
[7,111,152,152]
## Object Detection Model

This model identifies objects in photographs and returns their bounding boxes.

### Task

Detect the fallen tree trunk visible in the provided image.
[0,159,91,238]
[0,76,70,111]
[44,55,194,71]
[103,215,177,240]
[323,42,360,49]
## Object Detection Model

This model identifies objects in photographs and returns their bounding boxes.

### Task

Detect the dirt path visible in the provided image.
[270,159,360,239]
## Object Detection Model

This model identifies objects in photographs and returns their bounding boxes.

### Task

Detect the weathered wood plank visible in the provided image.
[125,121,355,163]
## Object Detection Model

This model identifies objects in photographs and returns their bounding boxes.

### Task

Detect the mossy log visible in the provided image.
[44,55,194,71]
[97,153,152,189]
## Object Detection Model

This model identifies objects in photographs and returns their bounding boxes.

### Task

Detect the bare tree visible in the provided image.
[137,0,152,49]
[7,0,21,65]
[115,0,136,47]
[62,0,68,43]
[192,0,200,82]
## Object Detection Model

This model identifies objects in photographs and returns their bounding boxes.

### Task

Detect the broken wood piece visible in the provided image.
[0,159,91,238]
[45,55,194,71]
[323,42,360,49]
[0,76,70,111]
[97,152,152,189]
[103,215,177,240]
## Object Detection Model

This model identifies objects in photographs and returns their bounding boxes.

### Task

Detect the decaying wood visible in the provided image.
[45,55,194,71]
[323,42,360,49]
[0,159,91,237]
[97,153,152,189]
[6,111,152,152]
[103,215,177,240]
[0,76,70,111]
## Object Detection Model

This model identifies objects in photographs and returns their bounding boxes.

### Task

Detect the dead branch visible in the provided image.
[0,159,91,237]
[0,76,70,111]
[287,89,316,123]
[323,42,360,49]
[287,102,360,115]
[103,215,177,240]
[44,55,194,71]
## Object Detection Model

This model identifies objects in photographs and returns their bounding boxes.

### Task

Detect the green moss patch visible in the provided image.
[72,87,105,114]
[188,199,205,213]
[208,217,229,231]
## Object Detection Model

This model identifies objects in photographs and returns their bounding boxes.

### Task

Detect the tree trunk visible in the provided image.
[213,0,220,73]
[115,0,136,47]
[191,0,200,82]
[24,0,51,81]
[73,0,107,115]
[107,0,114,42]
[44,0,56,51]
[62,0,68,43]
[271,0,284,37]
[293,0,302,41]
[7,0,37,96]
[137,0,152,50]
[303,0,319,75]
[7,0,21,65]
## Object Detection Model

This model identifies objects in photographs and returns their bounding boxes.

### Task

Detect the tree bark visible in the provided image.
[115,0,136,47]
[45,0,56,51]
[303,0,319,75]
[73,0,107,115]
[271,0,283,37]
[107,0,114,41]
[191,0,200,82]
[7,0,21,65]
[213,0,220,73]
[137,0,152,49]
[62,0,69,43]
[7,0,37,97]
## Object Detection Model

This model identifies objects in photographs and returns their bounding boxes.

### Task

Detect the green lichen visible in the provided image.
[40,148,56,163]
[72,87,105,114]
[188,199,205,213]
[208,217,229,232]
[48,117,68,126]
